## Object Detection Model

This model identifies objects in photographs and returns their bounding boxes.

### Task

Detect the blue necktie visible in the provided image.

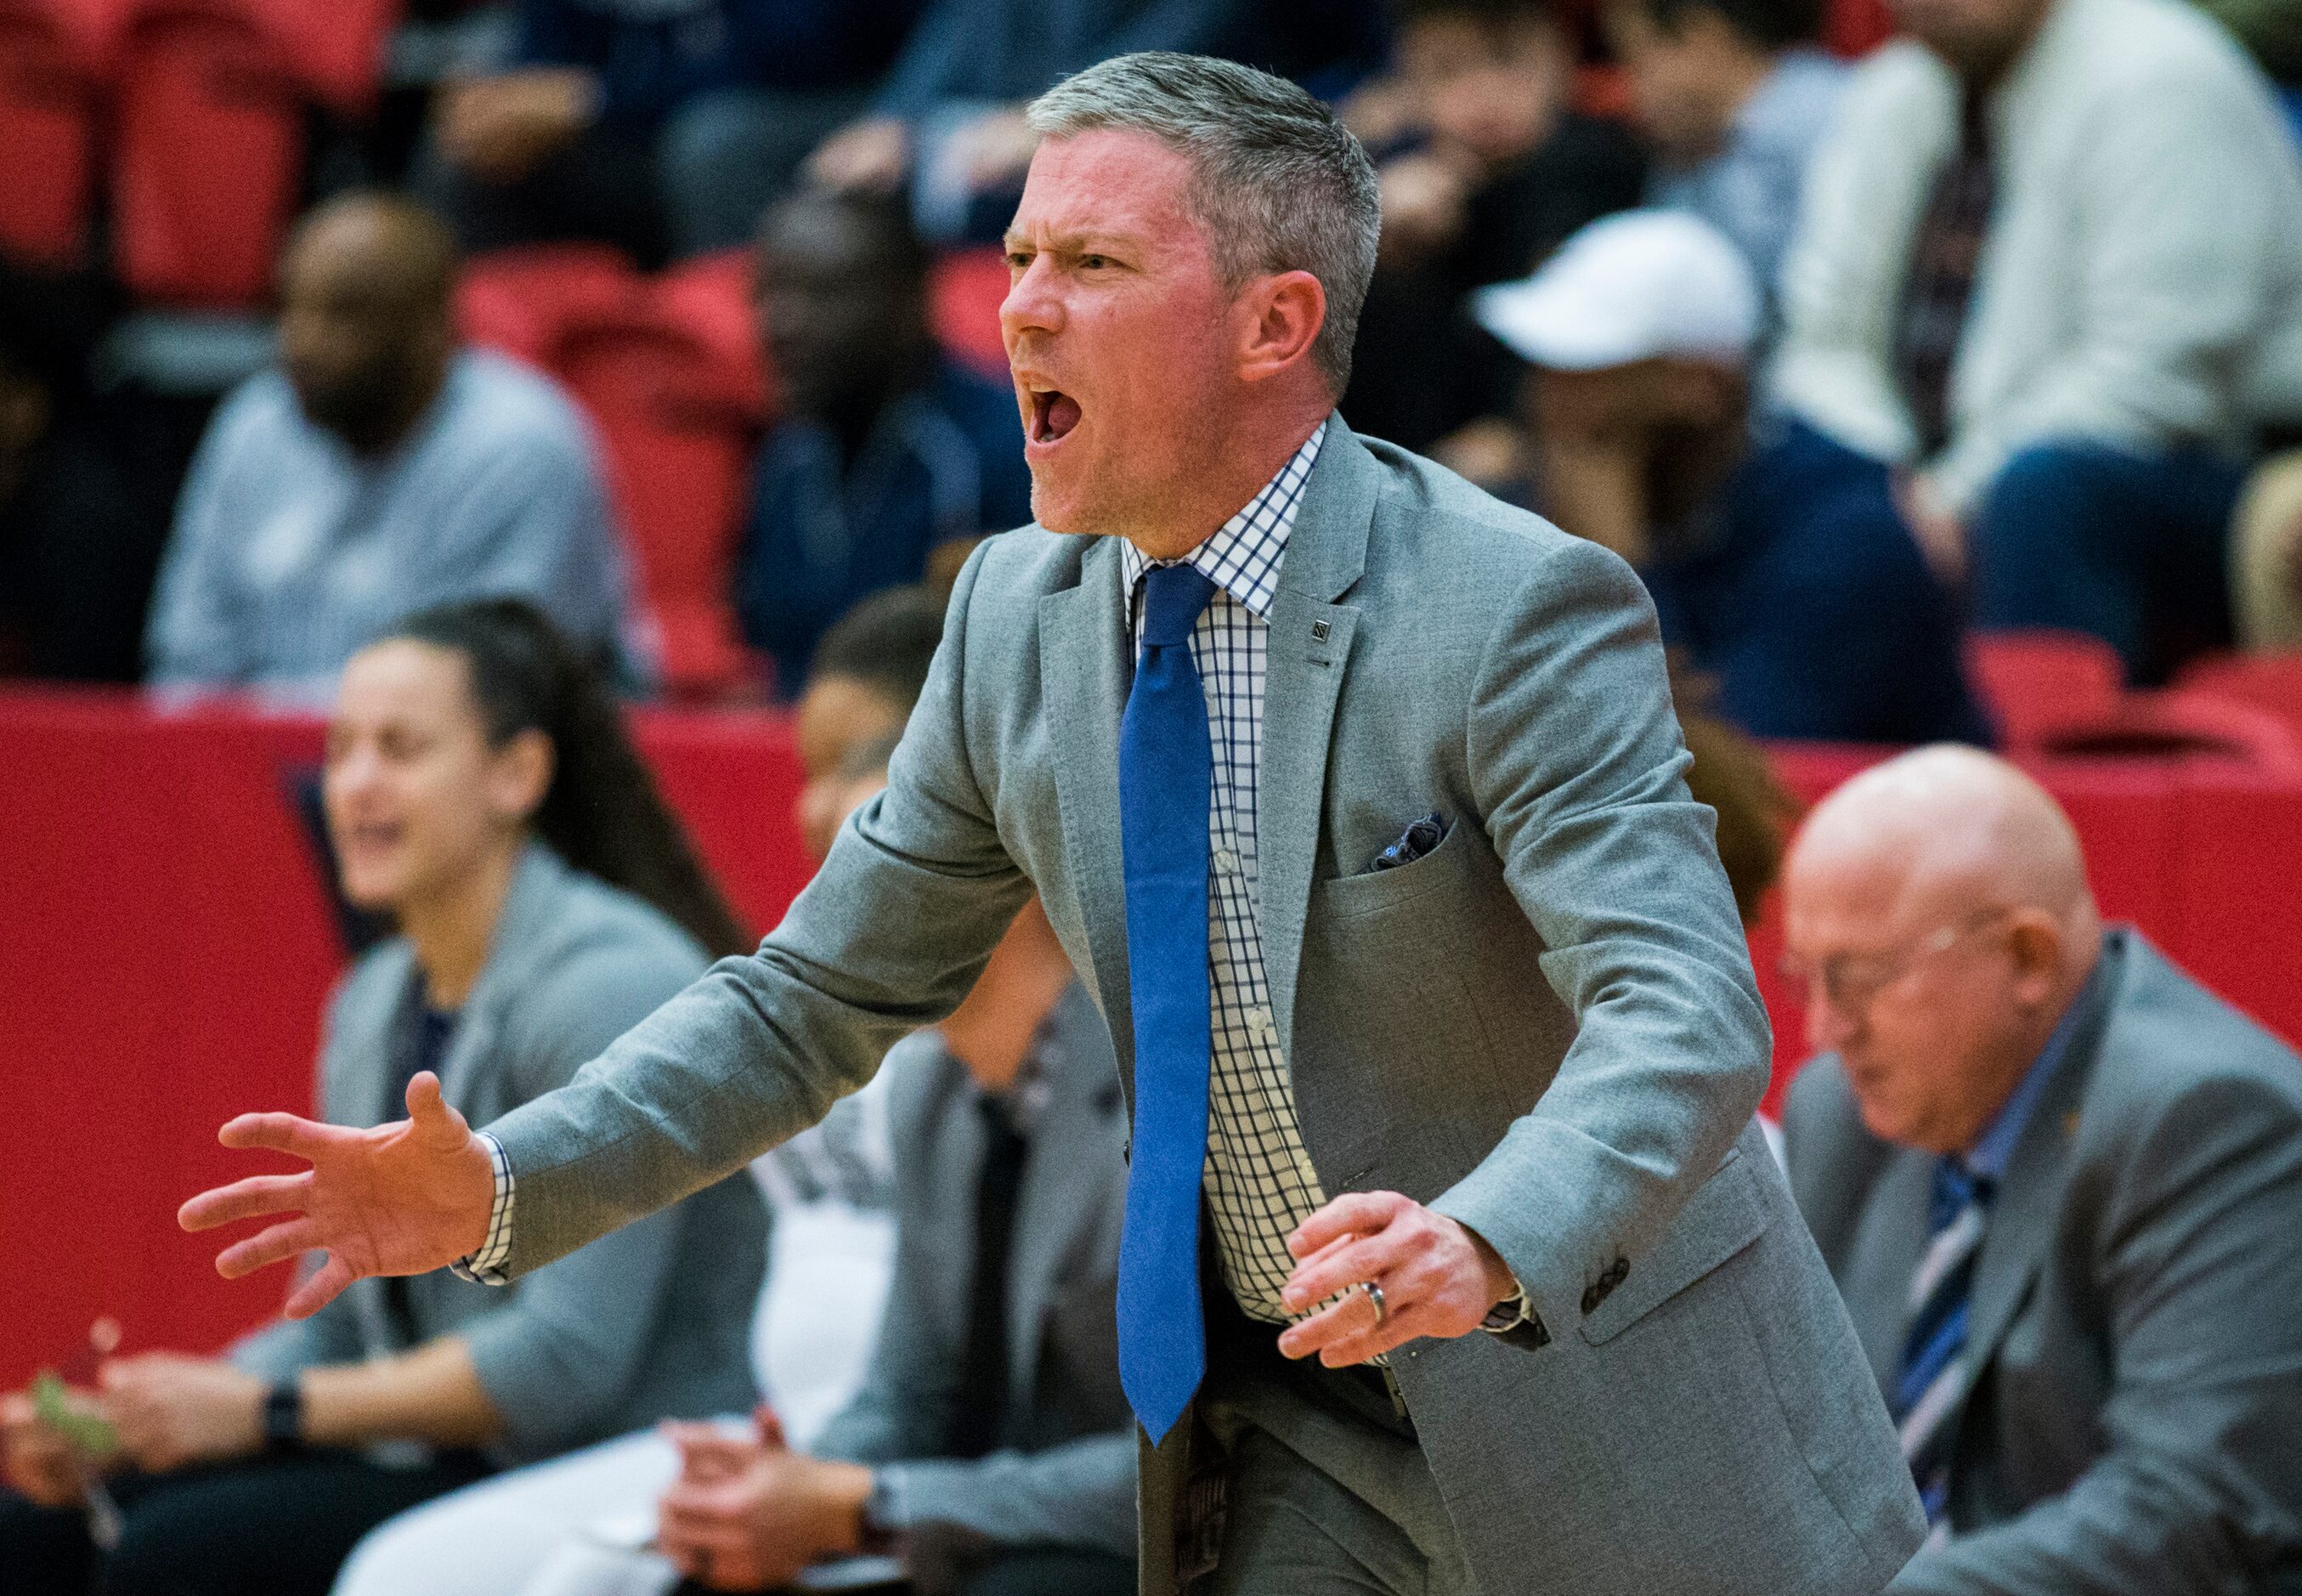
[1116,563,1219,1446]
[1894,1158,1991,1529]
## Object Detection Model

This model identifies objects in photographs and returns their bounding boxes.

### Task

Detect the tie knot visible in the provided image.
[1140,563,1217,648]
[1930,1157,1993,1231]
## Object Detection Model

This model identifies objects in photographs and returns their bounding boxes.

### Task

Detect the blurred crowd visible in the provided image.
[6,0,2302,1592]
[2,0,2299,735]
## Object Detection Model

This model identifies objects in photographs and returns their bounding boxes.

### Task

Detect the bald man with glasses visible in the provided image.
[1779,744,2302,1594]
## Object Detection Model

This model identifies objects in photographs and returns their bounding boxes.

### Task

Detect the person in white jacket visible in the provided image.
[1763,0,2302,684]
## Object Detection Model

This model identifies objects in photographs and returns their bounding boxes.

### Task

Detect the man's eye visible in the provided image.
[1006,251,1032,272]
[1081,254,1108,270]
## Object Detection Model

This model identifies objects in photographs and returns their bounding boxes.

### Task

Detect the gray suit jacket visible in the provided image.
[233,845,764,1466]
[485,418,1924,1593]
[812,985,1135,1557]
[1783,929,2302,1593]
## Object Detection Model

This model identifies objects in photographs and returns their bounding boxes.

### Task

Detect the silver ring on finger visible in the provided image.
[1360,1281,1387,1326]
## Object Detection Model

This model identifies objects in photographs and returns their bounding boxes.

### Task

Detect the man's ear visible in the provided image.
[2006,911,2066,1007]
[1236,269,1326,385]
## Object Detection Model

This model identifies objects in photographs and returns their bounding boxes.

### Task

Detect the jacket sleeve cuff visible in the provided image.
[449,1132,516,1286]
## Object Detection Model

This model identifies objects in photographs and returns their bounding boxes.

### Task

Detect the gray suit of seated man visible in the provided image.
[648,902,1137,1596]
[1778,745,2302,1594]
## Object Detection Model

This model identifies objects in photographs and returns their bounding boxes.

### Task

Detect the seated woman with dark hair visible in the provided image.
[0,599,766,1596]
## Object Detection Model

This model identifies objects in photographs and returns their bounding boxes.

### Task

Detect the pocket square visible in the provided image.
[1370,811,1447,873]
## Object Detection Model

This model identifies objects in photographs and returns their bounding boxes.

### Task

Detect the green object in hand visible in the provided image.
[31,1372,117,1458]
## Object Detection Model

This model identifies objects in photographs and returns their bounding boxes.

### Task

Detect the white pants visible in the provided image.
[334,1202,896,1596]
[335,1426,688,1596]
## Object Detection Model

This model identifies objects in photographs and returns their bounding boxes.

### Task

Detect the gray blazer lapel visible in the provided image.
[1038,546,1134,1080]
[1846,1150,1933,1391]
[1965,953,2119,1377]
[1258,419,1376,1052]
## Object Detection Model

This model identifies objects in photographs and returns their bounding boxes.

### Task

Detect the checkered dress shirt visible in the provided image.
[1117,423,1330,1324]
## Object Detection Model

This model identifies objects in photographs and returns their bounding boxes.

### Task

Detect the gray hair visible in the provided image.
[1026,52,1380,395]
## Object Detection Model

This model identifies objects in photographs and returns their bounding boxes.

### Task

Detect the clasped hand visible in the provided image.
[1275,1191,1519,1367]
[178,1072,497,1318]
[654,1406,874,1592]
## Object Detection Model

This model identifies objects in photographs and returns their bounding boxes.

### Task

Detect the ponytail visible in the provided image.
[386,598,753,960]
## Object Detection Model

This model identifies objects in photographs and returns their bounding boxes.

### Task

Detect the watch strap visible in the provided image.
[262,1379,305,1452]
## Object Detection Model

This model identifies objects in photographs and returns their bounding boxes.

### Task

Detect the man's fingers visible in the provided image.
[1281,1231,1410,1315]
[214,1219,318,1280]
[1315,1305,1434,1368]
[216,1112,337,1161]
[672,1430,751,1471]
[1276,1282,1387,1360]
[657,1494,751,1544]
[282,1253,355,1320]
[178,1173,310,1233]
[406,1072,478,1150]
[1287,1191,1408,1259]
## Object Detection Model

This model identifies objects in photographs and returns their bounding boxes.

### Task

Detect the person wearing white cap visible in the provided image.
[1479,210,1989,742]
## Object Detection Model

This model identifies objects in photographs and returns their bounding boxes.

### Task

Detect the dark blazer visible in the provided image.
[232,845,765,1466]
[1784,928,2302,1593]
[812,984,1134,1555]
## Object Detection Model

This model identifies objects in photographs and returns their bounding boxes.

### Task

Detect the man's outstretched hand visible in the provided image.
[178,1072,496,1318]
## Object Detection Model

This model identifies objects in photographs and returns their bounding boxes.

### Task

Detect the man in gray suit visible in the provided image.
[650,900,1135,1595]
[1779,745,2302,1593]
[186,52,1923,1595]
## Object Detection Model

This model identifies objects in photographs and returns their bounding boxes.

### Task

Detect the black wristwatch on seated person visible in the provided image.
[262,1378,305,1454]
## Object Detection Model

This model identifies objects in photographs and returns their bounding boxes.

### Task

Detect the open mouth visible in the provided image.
[1027,387,1083,445]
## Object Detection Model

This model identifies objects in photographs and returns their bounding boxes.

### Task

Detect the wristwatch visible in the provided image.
[1479,1286,1531,1333]
[262,1378,305,1453]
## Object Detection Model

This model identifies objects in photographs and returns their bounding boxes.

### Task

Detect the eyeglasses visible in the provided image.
[1779,904,2014,1014]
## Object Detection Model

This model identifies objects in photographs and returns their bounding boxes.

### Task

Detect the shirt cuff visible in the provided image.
[449,1130,515,1286]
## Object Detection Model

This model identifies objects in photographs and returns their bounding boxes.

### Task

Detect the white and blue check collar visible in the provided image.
[1117,422,1325,621]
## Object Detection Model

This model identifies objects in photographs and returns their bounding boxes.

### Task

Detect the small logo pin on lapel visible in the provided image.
[1310,619,1332,642]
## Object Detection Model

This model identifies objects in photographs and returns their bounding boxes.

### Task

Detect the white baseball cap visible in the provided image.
[1472,209,1761,372]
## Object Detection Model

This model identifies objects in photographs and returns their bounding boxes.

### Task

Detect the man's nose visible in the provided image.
[1804,984,1859,1055]
[999,256,1065,348]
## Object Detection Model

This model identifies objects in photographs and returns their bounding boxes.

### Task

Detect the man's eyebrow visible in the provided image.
[1003,229,1136,256]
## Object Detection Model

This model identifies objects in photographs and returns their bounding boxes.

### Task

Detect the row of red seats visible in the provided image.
[455,243,1012,700]
[0,0,397,303]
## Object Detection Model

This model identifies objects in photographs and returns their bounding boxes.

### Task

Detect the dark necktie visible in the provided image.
[1895,94,1995,459]
[1115,563,1219,1446]
[951,1094,1028,1459]
[1893,1157,1993,1531]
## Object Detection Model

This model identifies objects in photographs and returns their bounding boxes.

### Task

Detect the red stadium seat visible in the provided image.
[549,286,766,701]
[264,0,394,115]
[0,0,105,268]
[1965,629,2124,750]
[2175,650,2302,738]
[110,0,303,306]
[930,246,1010,383]
[1824,0,1896,54]
[656,246,770,420]
[2027,692,2302,777]
[455,244,640,369]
